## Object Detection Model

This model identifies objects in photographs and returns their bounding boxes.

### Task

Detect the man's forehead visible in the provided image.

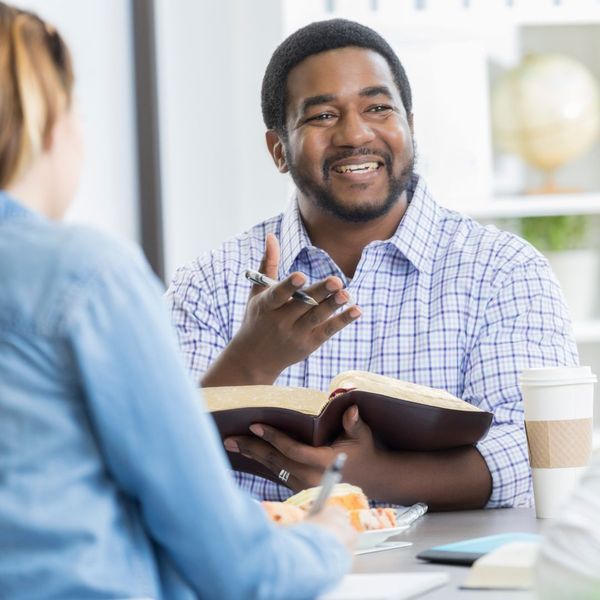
[286,47,398,108]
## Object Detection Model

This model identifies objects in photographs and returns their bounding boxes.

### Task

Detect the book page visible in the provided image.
[202,385,328,416]
[329,371,482,412]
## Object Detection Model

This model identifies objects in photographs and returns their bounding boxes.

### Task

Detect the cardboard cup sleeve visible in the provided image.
[525,418,593,469]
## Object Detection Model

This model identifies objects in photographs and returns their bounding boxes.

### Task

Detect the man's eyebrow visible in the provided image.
[300,94,336,114]
[359,86,393,99]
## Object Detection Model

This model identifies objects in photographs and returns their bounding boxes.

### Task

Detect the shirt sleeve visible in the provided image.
[463,258,579,508]
[66,243,350,600]
[166,260,228,383]
[534,451,600,599]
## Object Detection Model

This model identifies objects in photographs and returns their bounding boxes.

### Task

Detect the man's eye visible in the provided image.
[368,105,392,113]
[308,113,334,122]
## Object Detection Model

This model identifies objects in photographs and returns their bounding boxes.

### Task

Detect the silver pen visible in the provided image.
[307,452,347,516]
[396,502,428,527]
[245,269,318,306]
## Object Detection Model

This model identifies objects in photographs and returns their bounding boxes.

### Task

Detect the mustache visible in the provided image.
[322,148,392,180]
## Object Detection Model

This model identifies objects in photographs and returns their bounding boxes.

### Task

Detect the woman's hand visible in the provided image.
[304,505,357,553]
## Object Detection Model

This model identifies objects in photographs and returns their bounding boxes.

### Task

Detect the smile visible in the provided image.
[333,161,381,174]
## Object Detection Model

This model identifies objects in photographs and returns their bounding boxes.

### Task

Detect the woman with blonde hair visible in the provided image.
[0,3,354,598]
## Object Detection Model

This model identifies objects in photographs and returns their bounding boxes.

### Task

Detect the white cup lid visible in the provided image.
[520,366,597,387]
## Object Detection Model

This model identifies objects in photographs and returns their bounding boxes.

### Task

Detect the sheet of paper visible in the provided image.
[318,572,450,600]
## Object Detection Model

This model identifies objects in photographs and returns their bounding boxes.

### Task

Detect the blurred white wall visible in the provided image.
[154,0,289,280]
[12,0,140,242]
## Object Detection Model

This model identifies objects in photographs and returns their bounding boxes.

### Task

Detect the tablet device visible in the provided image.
[416,532,541,566]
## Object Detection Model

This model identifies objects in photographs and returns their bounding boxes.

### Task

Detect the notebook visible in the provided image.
[417,532,541,565]
[318,572,450,600]
[462,541,540,590]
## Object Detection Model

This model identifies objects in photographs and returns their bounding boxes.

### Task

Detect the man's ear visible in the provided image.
[407,112,414,135]
[265,130,289,173]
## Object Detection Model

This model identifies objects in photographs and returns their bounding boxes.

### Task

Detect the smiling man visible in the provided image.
[167,19,578,511]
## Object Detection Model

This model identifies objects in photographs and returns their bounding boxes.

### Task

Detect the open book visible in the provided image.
[203,371,493,481]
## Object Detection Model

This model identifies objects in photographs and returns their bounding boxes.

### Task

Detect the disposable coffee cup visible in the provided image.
[520,366,596,519]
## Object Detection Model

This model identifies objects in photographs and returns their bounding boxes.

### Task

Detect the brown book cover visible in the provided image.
[202,371,493,483]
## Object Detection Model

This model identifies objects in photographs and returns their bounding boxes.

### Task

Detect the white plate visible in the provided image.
[354,540,413,556]
[356,525,410,550]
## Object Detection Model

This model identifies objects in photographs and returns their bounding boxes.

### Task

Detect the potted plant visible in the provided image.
[519,215,599,321]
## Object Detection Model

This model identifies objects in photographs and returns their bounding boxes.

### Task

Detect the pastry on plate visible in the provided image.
[347,507,397,532]
[285,483,369,512]
[261,501,305,525]
[262,483,397,531]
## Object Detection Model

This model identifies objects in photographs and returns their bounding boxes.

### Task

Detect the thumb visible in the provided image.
[259,233,280,280]
[250,234,280,299]
[342,405,367,440]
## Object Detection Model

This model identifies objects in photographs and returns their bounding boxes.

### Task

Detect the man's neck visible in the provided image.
[298,193,409,279]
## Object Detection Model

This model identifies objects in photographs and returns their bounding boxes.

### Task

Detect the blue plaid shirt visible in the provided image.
[167,175,578,508]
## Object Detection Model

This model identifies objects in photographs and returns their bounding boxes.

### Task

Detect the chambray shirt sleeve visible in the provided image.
[66,243,350,600]
[463,258,578,508]
[166,260,228,383]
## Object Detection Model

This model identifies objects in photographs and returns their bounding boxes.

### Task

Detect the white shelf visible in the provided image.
[453,193,600,220]
[573,320,600,344]
[301,0,600,30]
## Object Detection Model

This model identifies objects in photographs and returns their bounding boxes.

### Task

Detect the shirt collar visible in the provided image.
[279,197,315,276]
[278,174,440,276]
[386,174,439,274]
[0,191,34,224]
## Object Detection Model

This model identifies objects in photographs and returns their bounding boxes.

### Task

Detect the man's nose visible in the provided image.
[331,112,375,147]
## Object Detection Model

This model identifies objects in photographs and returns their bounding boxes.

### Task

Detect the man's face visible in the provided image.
[277,47,414,223]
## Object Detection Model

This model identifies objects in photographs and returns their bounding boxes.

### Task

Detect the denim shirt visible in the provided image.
[0,192,349,600]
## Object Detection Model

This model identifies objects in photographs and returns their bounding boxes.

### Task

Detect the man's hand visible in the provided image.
[224,405,380,492]
[225,403,493,509]
[202,233,361,386]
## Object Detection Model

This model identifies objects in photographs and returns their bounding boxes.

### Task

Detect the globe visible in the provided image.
[491,53,600,179]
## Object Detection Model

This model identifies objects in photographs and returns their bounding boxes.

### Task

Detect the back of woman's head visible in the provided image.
[0,2,73,188]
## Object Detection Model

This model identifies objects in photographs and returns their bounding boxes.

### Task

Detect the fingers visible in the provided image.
[224,434,309,489]
[295,288,356,328]
[249,424,332,467]
[248,235,362,348]
[252,243,351,316]
[302,276,345,304]
[301,305,362,346]
[225,435,285,473]
[259,273,346,312]
[255,272,308,309]
[224,425,335,491]
[305,506,357,551]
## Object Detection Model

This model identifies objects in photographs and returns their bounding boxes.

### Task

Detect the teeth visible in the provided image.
[334,162,379,174]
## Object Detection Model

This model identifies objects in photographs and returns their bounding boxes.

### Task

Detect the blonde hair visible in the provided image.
[0,2,74,188]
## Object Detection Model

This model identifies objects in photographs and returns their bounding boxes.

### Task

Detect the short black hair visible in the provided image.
[261,19,412,134]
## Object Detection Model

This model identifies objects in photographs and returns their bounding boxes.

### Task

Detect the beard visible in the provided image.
[286,144,416,223]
